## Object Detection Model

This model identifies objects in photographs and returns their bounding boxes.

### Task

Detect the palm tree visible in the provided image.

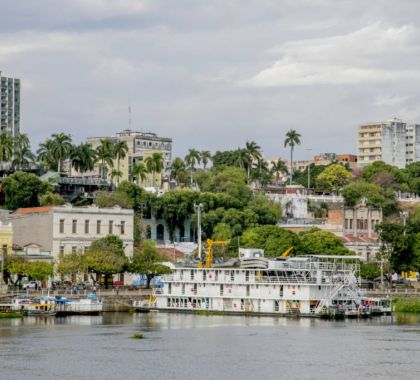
[145,152,164,188]
[184,148,201,186]
[284,129,301,185]
[200,150,212,170]
[113,140,128,186]
[0,132,13,163]
[245,141,262,180]
[132,162,148,184]
[271,159,289,182]
[170,157,187,185]
[71,143,97,175]
[110,169,123,188]
[233,148,248,169]
[96,138,114,180]
[50,133,73,174]
[37,138,56,170]
[11,145,35,170]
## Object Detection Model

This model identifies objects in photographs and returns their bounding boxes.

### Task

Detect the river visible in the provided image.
[1,312,419,380]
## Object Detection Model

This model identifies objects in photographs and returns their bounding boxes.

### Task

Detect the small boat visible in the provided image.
[6,296,57,316]
[55,293,103,315]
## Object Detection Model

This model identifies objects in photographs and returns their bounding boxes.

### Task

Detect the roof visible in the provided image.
[14,206,53,215]
[342,235,379,244]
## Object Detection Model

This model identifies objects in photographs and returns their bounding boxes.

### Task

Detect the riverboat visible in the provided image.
[0,296,57,316]
[134,249,389,319]
[55,294,103,315]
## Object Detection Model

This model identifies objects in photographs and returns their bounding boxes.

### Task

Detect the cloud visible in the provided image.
[373,94,413,107]
[69,0,152,19]
[242,23,420,87]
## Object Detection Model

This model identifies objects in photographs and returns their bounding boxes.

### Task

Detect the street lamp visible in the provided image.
[194,203,204,259]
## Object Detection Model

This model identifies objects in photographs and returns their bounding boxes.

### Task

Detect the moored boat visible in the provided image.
[55,294,103,315]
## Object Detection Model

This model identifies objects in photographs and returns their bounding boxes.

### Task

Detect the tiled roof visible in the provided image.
[14,206,53,215]
[342,235,379,243]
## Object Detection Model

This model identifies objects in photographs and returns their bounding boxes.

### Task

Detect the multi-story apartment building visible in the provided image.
[357,119,407,168]
[0,71,20,137]
[6,205,134,260]
[406,124,420,165]
[86,129,172,188]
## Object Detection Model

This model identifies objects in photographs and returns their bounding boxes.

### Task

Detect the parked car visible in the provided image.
[23,281,39,290]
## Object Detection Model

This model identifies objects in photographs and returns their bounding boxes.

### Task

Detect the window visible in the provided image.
[72,246,77,254]
[72,220,77,234]
[120,221,125,235]
[97,220,101,234]
[59,219,65,233]
[85,220,89,234]
[109,220,113,234]
[59,246,64,255]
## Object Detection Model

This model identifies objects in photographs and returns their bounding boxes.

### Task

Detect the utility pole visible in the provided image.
[400,211,408,235]
[195,203,204,259]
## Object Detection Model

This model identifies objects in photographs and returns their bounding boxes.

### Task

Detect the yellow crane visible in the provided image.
[198,239,229,268]
[281,247,294,257]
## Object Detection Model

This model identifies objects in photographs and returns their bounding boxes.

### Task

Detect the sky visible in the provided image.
[1,0,420,160]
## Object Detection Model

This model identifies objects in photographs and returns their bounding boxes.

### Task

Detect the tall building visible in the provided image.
[86,129,173,188]
[0,71,20,137]
[406,124,420,165]
[357,119,407,168]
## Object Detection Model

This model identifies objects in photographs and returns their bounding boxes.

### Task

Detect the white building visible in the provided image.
[406,124,420,165]
[6,205,134,260]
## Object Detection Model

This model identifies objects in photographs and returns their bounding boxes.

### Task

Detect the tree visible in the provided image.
[25,262,54,282]
[110,169,123,188]
[128,240,171,288]
[94,191,133,209]
[184,148,201,186]
[169,157,187,185]
[245,195,281,225]
[57,251,86,281]
[113,140,128,186]
[0,132,13,163]
[316,164,353,193]
[245,141,262,180]
[145,152,164,188]
[39,192,65,206]
[132,162,148,184]
[271,159,288,182]
[212,223,232,240]
[96,138,115,179]
[200,150,212,169]
[50,133,73,174]
[297,229,351,256]
[284,129,301,185]
[241,225,299,258]
[11,133,35,170]
[70,143,96,175]
[360,262,381,280]
[2,171,52,210]
[86,235,128,287]
[37,138,57,171]
[3,256,27,286]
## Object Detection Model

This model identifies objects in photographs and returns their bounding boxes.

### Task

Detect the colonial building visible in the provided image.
[85,129,173,188]
[6,205,134,260]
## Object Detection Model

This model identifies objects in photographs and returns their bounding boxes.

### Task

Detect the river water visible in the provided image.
[1,312,419,380]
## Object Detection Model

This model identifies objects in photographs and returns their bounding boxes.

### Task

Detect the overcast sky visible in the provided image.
[1,0,420,160]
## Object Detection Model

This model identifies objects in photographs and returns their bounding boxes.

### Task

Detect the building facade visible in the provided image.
[357,119,407,168]
[0,220,13,257]
[6,205,134,260]
[86,129,173,188]
[0,71,20,137]
[406,124,420,165]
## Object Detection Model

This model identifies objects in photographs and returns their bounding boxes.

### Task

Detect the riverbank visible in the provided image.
[393,297,420,313]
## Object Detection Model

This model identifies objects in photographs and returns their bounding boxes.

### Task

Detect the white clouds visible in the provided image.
[243,23,420,87]
[373,94,413,107]
[68,0,152,19]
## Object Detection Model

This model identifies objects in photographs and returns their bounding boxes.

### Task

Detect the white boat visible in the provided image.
[0,296,57,316]
[134,249,377,318]
[55,294,103,315]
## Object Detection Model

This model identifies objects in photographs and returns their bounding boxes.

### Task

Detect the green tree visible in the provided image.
[245,141,262,180]
[360,262,381,280]
[11,134,35,170]
[86,235,128,287]
[0,132,13,162]
[132,162,148,184]
[184,148,201,186]
[50,132,73,174]
[145,152,164,188]
[200,150,212,169]
[94,191,133,208]
[25,262,54,282]
[245,195,281,225]
[316,164,353,193]
[3,256,27,286]
[39,192,65,206]
[128,240,171,288]
[271,159,288,182]
[37,138,57,171]
[110,169,123,188]
[170,157,188,185]
[241,225,299,258]
[284,129,301,185]
[212,223,232,240]
[70,143,96,175]
[57,251,86,281]
[297,229,351,255]
[2,171,52,210]
[96,138,115,179]
[113,140,128,186]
